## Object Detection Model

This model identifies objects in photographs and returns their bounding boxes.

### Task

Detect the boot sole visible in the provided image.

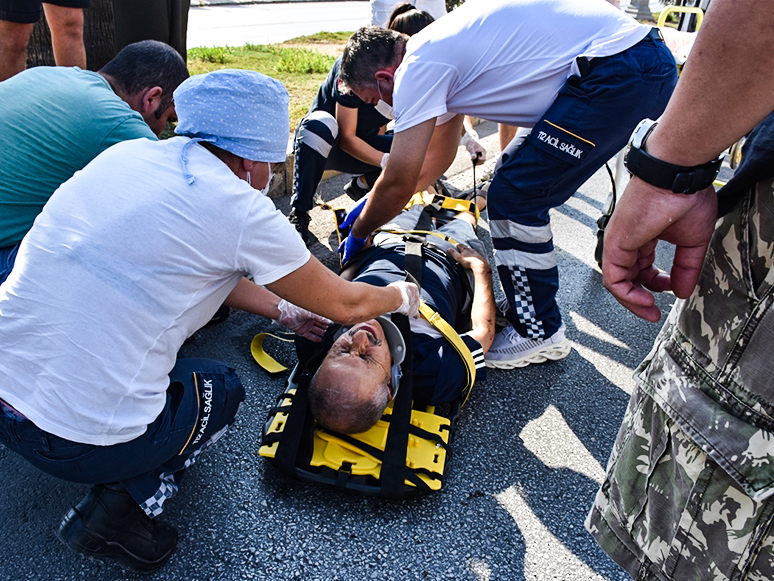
[57,509,176,574]
[485,340,572,369]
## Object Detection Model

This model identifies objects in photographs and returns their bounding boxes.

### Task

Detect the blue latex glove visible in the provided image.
[338,232,368,265]
[338,194,369,233]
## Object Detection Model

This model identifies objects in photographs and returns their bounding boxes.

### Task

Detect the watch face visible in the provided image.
[630,118,658,149]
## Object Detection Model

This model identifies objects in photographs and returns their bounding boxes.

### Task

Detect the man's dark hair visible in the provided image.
[387,3,435,36]
[100,40,189,112]
[340,26,407,92]
[309,367,390,434]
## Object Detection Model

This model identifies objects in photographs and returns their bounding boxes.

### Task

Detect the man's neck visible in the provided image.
[98,72,128,102]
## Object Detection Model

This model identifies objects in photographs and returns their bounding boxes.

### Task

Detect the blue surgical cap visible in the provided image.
[174,69,290,183]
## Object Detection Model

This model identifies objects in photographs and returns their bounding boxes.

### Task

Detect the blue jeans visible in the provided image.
[488,30,677,340]
[0,243,19,285]
[291,109,392,214]
[0,358,245,517]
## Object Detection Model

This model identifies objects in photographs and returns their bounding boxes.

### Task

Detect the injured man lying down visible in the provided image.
[300,204,496,434]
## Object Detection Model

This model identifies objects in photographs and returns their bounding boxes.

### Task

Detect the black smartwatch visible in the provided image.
[625,118,723,194]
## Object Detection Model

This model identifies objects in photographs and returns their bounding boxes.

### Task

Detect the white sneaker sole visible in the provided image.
[485,338,572,369]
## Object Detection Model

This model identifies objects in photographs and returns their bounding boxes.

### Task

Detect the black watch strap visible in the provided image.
[625,144,723,195]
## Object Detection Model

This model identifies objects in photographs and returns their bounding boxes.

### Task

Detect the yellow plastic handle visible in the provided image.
[657,6,704,29]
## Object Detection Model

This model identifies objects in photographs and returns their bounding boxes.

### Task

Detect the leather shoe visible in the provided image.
[57,484,178,573]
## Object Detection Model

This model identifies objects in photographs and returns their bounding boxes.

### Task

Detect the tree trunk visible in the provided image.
[26,0,116,72]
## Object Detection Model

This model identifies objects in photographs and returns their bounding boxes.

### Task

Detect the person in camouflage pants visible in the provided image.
[585,0,774,576]
[587,136,774,579]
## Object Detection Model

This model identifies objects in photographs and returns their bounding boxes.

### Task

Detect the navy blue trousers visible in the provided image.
[0,358,245,517]
[291,110,392,214]
[488,31,677,340]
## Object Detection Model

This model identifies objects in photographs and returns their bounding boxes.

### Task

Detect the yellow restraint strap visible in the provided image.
[250,333,293,374]
[404,191,480,223]
[418,301,476,405]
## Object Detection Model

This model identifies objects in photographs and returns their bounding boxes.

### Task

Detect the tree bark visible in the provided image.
[26,0,116,71]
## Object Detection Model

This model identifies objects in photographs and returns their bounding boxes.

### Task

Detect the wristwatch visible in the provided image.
[625,118,723,194]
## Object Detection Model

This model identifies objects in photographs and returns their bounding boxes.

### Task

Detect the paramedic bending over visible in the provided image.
[0,69,419,574]
[338,0,676,370]
[304,205,496,434]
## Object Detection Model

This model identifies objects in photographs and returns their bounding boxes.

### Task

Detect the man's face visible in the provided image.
[319,320,394,399]
[351,73,394,107]
[145,103,178,137]
[352,85,383,107]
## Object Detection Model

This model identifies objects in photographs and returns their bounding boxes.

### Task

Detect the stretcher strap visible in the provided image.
[404,191,480,223]
[250,333,292,374]
[379,313,415,499]
[402,230,477,404]
[328,432,438,491]
[273,377,312,475]
[408,424,451,452]
[376,228,461,247]
[419,302,476,404]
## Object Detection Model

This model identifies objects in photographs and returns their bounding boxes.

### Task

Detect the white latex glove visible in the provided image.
[276,299,332,342]
[460,129,487,165]
[387,281,420,318]
[380,152,390,169]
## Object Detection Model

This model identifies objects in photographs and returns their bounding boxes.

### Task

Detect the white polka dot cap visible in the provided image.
[174,69,289,182]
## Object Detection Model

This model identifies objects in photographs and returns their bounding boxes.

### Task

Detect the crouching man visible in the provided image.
[305,204,496,434]
[0,69,418,572]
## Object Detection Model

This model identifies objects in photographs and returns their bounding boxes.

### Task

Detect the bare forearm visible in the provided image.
[416,115,464,190]
[352,119,437,238]
[266,257,403,325]
[339,133,386,168]
[465,264,496,353]
[647,0,774,165]
[352,174,414,237]
[223,277,281,319]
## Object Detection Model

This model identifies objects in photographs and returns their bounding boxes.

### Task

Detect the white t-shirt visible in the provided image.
[393,0,650,132]
[0,137,310,446]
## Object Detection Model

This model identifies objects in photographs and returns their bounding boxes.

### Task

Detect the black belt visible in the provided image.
[647,27,664,42]
[577,28,663,77]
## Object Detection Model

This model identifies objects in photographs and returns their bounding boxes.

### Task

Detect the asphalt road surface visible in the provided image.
[2,120,724,581]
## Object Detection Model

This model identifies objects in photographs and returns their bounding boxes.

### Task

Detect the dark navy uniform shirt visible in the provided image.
[297,242,485,406]
[309,57,391,140]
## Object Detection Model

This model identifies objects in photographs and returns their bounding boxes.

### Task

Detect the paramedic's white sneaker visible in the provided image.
[485,324,571,369]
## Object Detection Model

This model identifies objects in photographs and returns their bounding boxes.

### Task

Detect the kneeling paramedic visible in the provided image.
[0,69,419,573]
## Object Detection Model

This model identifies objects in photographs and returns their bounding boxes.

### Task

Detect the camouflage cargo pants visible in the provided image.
[587,177,774,581]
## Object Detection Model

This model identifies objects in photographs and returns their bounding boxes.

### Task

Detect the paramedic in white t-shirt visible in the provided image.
[0,69,419,573]
[337,0,677,369]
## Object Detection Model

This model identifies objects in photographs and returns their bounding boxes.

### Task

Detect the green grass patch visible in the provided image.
[266,46,336,74]
[285,31,353,44]
[187,40,346,131]
[187,46,235,64]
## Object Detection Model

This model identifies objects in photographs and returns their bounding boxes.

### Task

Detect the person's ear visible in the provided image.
[138,86,164,115]
[374,70,394,86]
[241,158,255,174]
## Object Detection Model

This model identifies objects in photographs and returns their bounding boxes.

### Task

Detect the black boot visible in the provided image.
[288,209,311,244]
[57,484,178,573]
[343,176,370,200]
